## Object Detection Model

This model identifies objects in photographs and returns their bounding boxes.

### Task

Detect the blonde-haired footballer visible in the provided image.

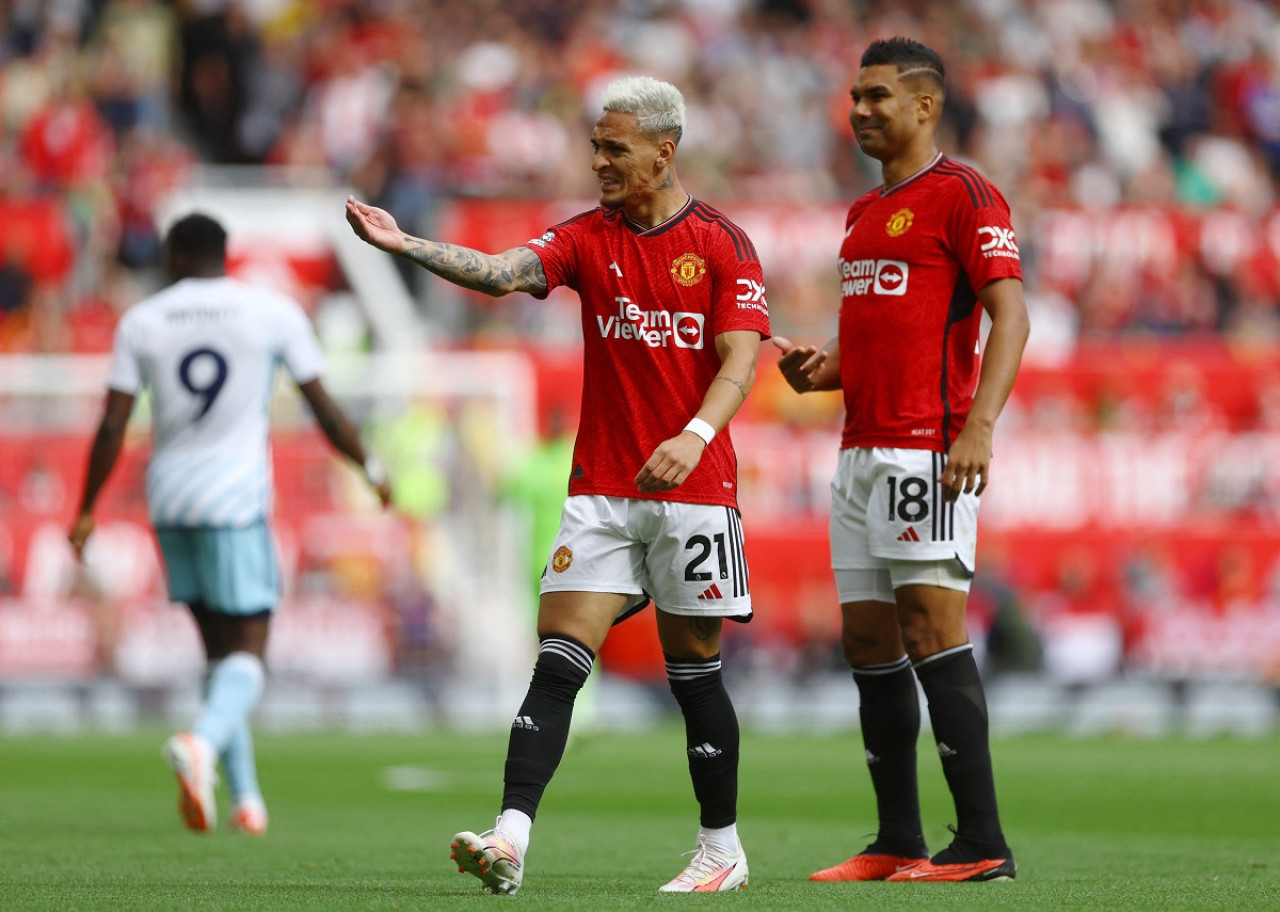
[347,74,769,894]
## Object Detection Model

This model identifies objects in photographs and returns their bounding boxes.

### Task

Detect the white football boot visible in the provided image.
[450,825,524,895]
[162,732,218,833]
[228,797,269,836]
[659,833,749,892]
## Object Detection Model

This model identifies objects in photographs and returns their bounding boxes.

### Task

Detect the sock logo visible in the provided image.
[936,741,957,758]
[865,749,880,765]
[688,742,722,759]
[512,715,540,732]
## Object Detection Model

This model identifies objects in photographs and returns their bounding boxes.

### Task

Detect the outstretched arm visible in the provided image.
[345,196,548,297]
[635,330,761,494]
[68,389,136,559]
[297,377,393,507]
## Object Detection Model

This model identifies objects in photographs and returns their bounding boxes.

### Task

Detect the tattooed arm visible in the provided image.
[345,195,548,297]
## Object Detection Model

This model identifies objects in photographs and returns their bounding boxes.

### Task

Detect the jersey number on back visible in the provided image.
[178,347,228,420]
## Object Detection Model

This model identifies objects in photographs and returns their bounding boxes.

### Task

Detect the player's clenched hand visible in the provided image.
[772,336,828,393]
[635,432,706,493]
[345,196,405,254]
[939,423,993,501]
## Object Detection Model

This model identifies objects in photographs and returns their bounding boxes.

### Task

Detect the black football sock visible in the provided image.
[914,644,1011,861]
[667,654,739,829]
[853,656,929,857]
[501,634,594,819]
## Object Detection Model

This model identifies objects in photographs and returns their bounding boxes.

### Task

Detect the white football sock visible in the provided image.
[497,808,532,855]
[700,823,739,855]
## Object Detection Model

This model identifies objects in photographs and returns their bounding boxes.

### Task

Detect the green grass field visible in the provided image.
[1,724,1277,910]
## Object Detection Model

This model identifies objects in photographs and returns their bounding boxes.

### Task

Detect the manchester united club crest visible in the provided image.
[885,208,914,238]
[551,545,573,573]
[670,252,707,286]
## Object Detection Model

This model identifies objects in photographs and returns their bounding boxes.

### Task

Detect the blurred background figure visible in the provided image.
[67,212,391,835]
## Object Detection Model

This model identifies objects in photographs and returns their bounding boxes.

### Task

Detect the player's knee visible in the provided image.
[839,628,864,666]
[894,606,929,658]
[840,627,901,667]
[655,612,722,659]
[900,624,968,664]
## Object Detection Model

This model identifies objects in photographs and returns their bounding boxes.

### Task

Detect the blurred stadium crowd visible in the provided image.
[1,0,1279,354]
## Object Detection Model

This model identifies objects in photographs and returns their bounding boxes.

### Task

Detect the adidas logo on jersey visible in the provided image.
[697,584,723,600]
[512,715,540,732]
[897,526,921,542]
[688,742,722,759]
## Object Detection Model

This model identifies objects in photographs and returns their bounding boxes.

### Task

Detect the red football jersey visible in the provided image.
[838,154,1022,451]
[529,197,770,507]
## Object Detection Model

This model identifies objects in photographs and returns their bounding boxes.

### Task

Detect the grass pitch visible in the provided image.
[1,723,1277,910]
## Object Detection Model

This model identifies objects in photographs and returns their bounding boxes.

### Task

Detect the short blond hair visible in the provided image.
[600,75,685,144]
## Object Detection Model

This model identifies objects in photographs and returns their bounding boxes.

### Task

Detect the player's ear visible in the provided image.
[916,87,947,123]
[655,136,677,168]
[916,90,938,123]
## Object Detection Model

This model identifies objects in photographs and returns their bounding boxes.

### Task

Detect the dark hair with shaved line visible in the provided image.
[860,37,946,98]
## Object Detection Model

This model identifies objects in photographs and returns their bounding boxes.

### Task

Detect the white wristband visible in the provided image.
[683,417,715,446]
[363,455,387,487]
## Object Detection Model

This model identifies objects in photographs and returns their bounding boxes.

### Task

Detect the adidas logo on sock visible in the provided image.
[688,742,722,759]
[865,749,881,765]
[697,584,723,600]
[897,526,921,542]
[512,715,540,732]
[937,741,958,758]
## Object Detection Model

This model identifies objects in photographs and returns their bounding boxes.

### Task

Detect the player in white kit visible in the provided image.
[69,213,392,835]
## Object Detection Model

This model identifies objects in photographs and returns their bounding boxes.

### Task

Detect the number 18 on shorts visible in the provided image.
[830,447,978,573]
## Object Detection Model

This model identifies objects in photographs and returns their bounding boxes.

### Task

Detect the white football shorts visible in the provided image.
[829,447,978,602]
[540,494,753,621]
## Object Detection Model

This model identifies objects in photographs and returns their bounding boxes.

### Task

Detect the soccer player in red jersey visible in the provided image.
[346,75,769,895]
[775,37,1029,884]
